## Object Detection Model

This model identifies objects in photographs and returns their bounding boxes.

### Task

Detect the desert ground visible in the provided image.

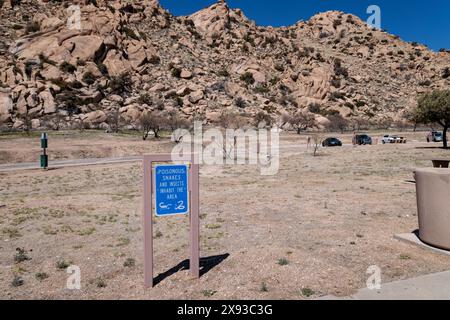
[1,129,450,299]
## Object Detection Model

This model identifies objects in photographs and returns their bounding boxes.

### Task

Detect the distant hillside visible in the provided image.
[0,0,449,131]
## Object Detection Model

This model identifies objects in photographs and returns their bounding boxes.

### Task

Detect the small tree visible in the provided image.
[107,105,122,133]
[288,111,317,134]
[140,111,165,140]
[413,90,450,148]
[326,114,349,133]
[311,134,323,157]
[166,110,190,143]
[218,111,247,159]
[43,113,66,130]
[109,72,133,96]
[253,111,273,127]
[19,109,32,135]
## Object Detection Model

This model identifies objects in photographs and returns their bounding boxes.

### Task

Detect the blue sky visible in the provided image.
[159,0,450,51]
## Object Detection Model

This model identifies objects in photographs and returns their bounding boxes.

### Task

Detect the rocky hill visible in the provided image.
[0,0,449,131]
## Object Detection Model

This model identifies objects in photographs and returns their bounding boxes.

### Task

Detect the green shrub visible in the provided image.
[240,72,255,85]
[35,272,49,281]
[97,63,109,76]
[59,61,77,74]
[123,258,135,267]
[82,71,97,85]
[109,72,133,95]
[25,21,40,34]
[171,67,182,78]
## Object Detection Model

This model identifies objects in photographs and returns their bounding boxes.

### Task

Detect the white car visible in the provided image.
[382,135,406,144]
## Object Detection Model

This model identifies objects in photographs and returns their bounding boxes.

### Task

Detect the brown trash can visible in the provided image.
[415,168,450,250]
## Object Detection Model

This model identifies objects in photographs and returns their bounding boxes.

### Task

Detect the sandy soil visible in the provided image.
[1,130,450,299]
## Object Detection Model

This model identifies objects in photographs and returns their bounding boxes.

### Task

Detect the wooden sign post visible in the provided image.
[143,154,199,288]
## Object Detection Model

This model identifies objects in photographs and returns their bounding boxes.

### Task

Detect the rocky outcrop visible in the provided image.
[0,0,448,131]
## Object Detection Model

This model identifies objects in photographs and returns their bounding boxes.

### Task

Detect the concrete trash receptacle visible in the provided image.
[415,168,450,250]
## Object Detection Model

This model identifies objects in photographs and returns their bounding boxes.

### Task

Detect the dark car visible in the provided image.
[353,134,372,145]
[322,137,343,147]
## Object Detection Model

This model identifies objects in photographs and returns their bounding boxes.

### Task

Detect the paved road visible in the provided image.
[0,143,355,172]
[0,156,143,172]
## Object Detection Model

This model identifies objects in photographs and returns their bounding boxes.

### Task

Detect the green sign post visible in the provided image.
[40,133,48,170]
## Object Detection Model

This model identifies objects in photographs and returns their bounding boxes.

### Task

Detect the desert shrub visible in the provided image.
[82,71,97,85]
[109,72,132,95]
[97,63,109,75]
[75,58,86,66]
[210,81,225,92]
[329,91,346,101]
[123,258,135,267]
[122,26,139,40]
[442,67,450,79]
[59,61,77,74]
[35,272,49,281]
[419,79,432,87]
[138,93,152,106]
[184,19,195,27]
[25,21,40,34]
[254,111,274,127]
[39,54,57,67]
[24,61,35,77]
[240,72,255,85]
[333,19,342,29]
[334,58,348,78]
[70,80,83,89]
[14,248,31,263]
[274,63,285,72]
[254,84,270,94]
[234,97,246,109]
[171,67,182,78]
[308,103,322,114]
[148,55,160,64]
[217,69,229,77]
[315,52,325,62]
[330,78,341,88]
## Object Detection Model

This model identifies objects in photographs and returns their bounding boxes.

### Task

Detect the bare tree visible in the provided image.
[311,133,323,157]
[350,116,369,131]
[107,105,122,133]
[288,111,317,134]
[166,110,191,143]
[326,114,349,133]
[218,111,247,159]
[253,111,274,127]
[19,109,32,135]
[140,111,165,140]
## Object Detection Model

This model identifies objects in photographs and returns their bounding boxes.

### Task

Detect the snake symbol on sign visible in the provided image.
[175,201,185,210]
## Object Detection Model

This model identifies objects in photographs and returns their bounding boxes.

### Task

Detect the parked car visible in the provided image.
[427,131,443,142]
[322,137,342,147]
[382,135,407,144]
[353,134,372,145]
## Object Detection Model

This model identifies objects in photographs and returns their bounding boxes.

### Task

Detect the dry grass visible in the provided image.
[0,130,449,299]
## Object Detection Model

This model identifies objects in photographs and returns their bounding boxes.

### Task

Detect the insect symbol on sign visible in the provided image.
[159,202,172,210]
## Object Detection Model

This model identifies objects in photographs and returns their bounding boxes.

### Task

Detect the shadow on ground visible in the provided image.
[154,253,230,286]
